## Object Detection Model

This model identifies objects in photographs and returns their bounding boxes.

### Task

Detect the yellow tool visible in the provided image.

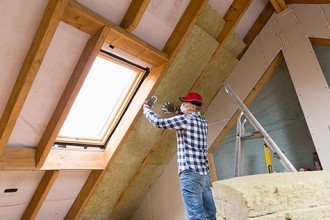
[264,144,274,173]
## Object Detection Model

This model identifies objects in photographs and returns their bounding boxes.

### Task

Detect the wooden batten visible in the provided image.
[120,0,151,32]
[310,37,330,47]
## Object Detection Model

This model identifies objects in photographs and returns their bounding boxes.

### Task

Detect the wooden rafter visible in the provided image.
[239,2,274,59]
[270,0,287,13]
[62,0,168,67]
[0,0,68,156]
[22,170,59,219]
[36,26,110,168]
[66,1,208,218]
[208,52,284,154]
[120,0,151,31]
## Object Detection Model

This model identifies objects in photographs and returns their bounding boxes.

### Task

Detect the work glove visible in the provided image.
[144,95,157,109]
[162,102,180,114]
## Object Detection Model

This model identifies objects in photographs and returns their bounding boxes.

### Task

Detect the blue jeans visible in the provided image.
[179,170,217,220]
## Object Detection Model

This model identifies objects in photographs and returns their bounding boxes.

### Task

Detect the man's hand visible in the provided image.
[162,102,180,114]
[144,95,157,109]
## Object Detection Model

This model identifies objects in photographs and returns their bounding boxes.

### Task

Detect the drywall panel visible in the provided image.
[283,38,330,169]
[321,4,330,26]
[0,203,26,220]
[8,22,90,148]
[0,171,44,206]
[293,4,330,39]
[44,170,90,201]
[77,0,131,25]
[0,0,48,116]
[110,164,168,220]
[276,9,304,47]
[147,0,189,29]
[132,10,173,50]
[259,17,282,66]
[132,156,185,220]
[36,199,74,220]
[204,88,237,145]
[226,38,267,99]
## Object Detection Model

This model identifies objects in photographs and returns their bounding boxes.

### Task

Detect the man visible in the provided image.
[143,92,217,220]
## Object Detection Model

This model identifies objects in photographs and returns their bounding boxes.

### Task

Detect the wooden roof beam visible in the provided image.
[270,0,287,13]
[36,26,109,168]
[66,1,208,218]
[22,170,59,219]
[0,0,68,156]
[120,0,151,32]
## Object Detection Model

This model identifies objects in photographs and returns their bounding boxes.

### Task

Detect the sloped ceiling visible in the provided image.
[2,0,321,219]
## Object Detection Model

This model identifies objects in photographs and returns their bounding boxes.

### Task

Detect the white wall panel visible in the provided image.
[321,4,330,26]
[276,10,304,47]
[259,17,282,66]
[283,38,330,169]
[293,4,330,39]
[227,38,267,99]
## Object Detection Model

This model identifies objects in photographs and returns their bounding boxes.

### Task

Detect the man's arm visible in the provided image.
[143,107,187,130]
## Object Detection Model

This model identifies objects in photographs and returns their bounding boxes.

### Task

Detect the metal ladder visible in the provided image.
[223,81,297,177]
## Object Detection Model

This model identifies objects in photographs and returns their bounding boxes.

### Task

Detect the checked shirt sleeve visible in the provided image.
[143,108,188,130]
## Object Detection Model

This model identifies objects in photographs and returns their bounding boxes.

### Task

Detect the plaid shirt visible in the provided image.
[143,108,209,175]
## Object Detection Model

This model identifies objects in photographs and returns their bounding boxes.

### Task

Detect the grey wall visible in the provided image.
[213,45,330,180]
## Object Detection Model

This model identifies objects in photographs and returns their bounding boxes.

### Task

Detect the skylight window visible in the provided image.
[56,55,145,146]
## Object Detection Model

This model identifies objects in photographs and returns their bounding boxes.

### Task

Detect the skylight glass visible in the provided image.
[56,55,143,145]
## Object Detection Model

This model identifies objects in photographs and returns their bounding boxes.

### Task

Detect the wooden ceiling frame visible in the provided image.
[22,170,59,219]
[120,0,151,32]
[0,0,68,156]
[66,0,208,219]
[110,0,253,215]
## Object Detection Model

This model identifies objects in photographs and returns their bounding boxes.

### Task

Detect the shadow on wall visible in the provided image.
[213,45,330,180]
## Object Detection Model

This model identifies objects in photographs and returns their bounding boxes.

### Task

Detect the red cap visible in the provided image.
[179,92,203,106]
